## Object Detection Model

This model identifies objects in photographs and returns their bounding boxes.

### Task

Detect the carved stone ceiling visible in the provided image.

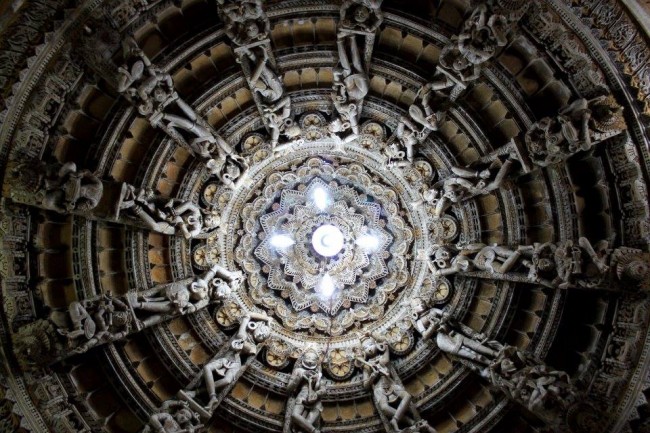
[0,1,650,433]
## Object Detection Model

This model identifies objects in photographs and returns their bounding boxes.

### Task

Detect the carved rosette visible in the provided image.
[237,159,413,335]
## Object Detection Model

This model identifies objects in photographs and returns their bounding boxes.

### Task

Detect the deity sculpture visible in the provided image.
[120,186,221,239]
[142,400,203,433]
[58,294,132,354]
[286,347,324,433]
[410,300,503,364]
[126,264,241,329]
[358,336,436,432]
[198,312,272,410]
[525,95,626,167]
[117,37,176,116]
[431,158,514,217]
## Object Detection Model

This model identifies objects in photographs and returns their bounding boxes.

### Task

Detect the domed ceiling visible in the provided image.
[1,0,650,432]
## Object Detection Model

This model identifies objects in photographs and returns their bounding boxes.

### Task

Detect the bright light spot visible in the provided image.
[312,187,330,211]
[270,234,295,249]
[312,225,344,257]
[318,273,336,298]
[356,233,381,253]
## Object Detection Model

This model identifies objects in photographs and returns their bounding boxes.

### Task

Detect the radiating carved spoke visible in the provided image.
[216,0,294,150]
[12,265,242,367]
[410,299,577,430]
[2,162,226,240]
[425,239,649,293]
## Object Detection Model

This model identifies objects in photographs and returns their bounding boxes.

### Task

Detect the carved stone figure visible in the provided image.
[117,37,176,116]
[331,34,370,136]
[438,4,508,83]
[525,96,626,167]
[199,312,271,410]
[120,187,221,239]
[408,82,447,134]
[142,400,203,433]
[126,265,240,330]
[335,36,369,103]
[217,0,269,46]
[358,336,436,432]
[431,158,514,217]
[58,295,132,355]
[41,162,104,213]
[262,96,295,148]
[339,0,383,33]
[239,46,284,103]
[286,347,324,433]
[411,301,503,364]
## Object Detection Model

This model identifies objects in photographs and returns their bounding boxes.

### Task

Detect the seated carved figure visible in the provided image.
[525,96,626,167]
[339,0,383,33]
[42,162,104,213]
[218,0,268,46]
[142,400,202,433]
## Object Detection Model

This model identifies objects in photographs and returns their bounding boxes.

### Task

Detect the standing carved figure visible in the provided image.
[117,37,176,116]
[358,336,435,432]
[286,348,324,433]
[58,294,131,354]
[239,46,284,103]
[201,312,272,409]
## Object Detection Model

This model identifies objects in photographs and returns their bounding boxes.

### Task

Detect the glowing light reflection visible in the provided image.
[312,187,329,210]
[318,273,336,298]
[269,234,295,248]
[356,233,381,253]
